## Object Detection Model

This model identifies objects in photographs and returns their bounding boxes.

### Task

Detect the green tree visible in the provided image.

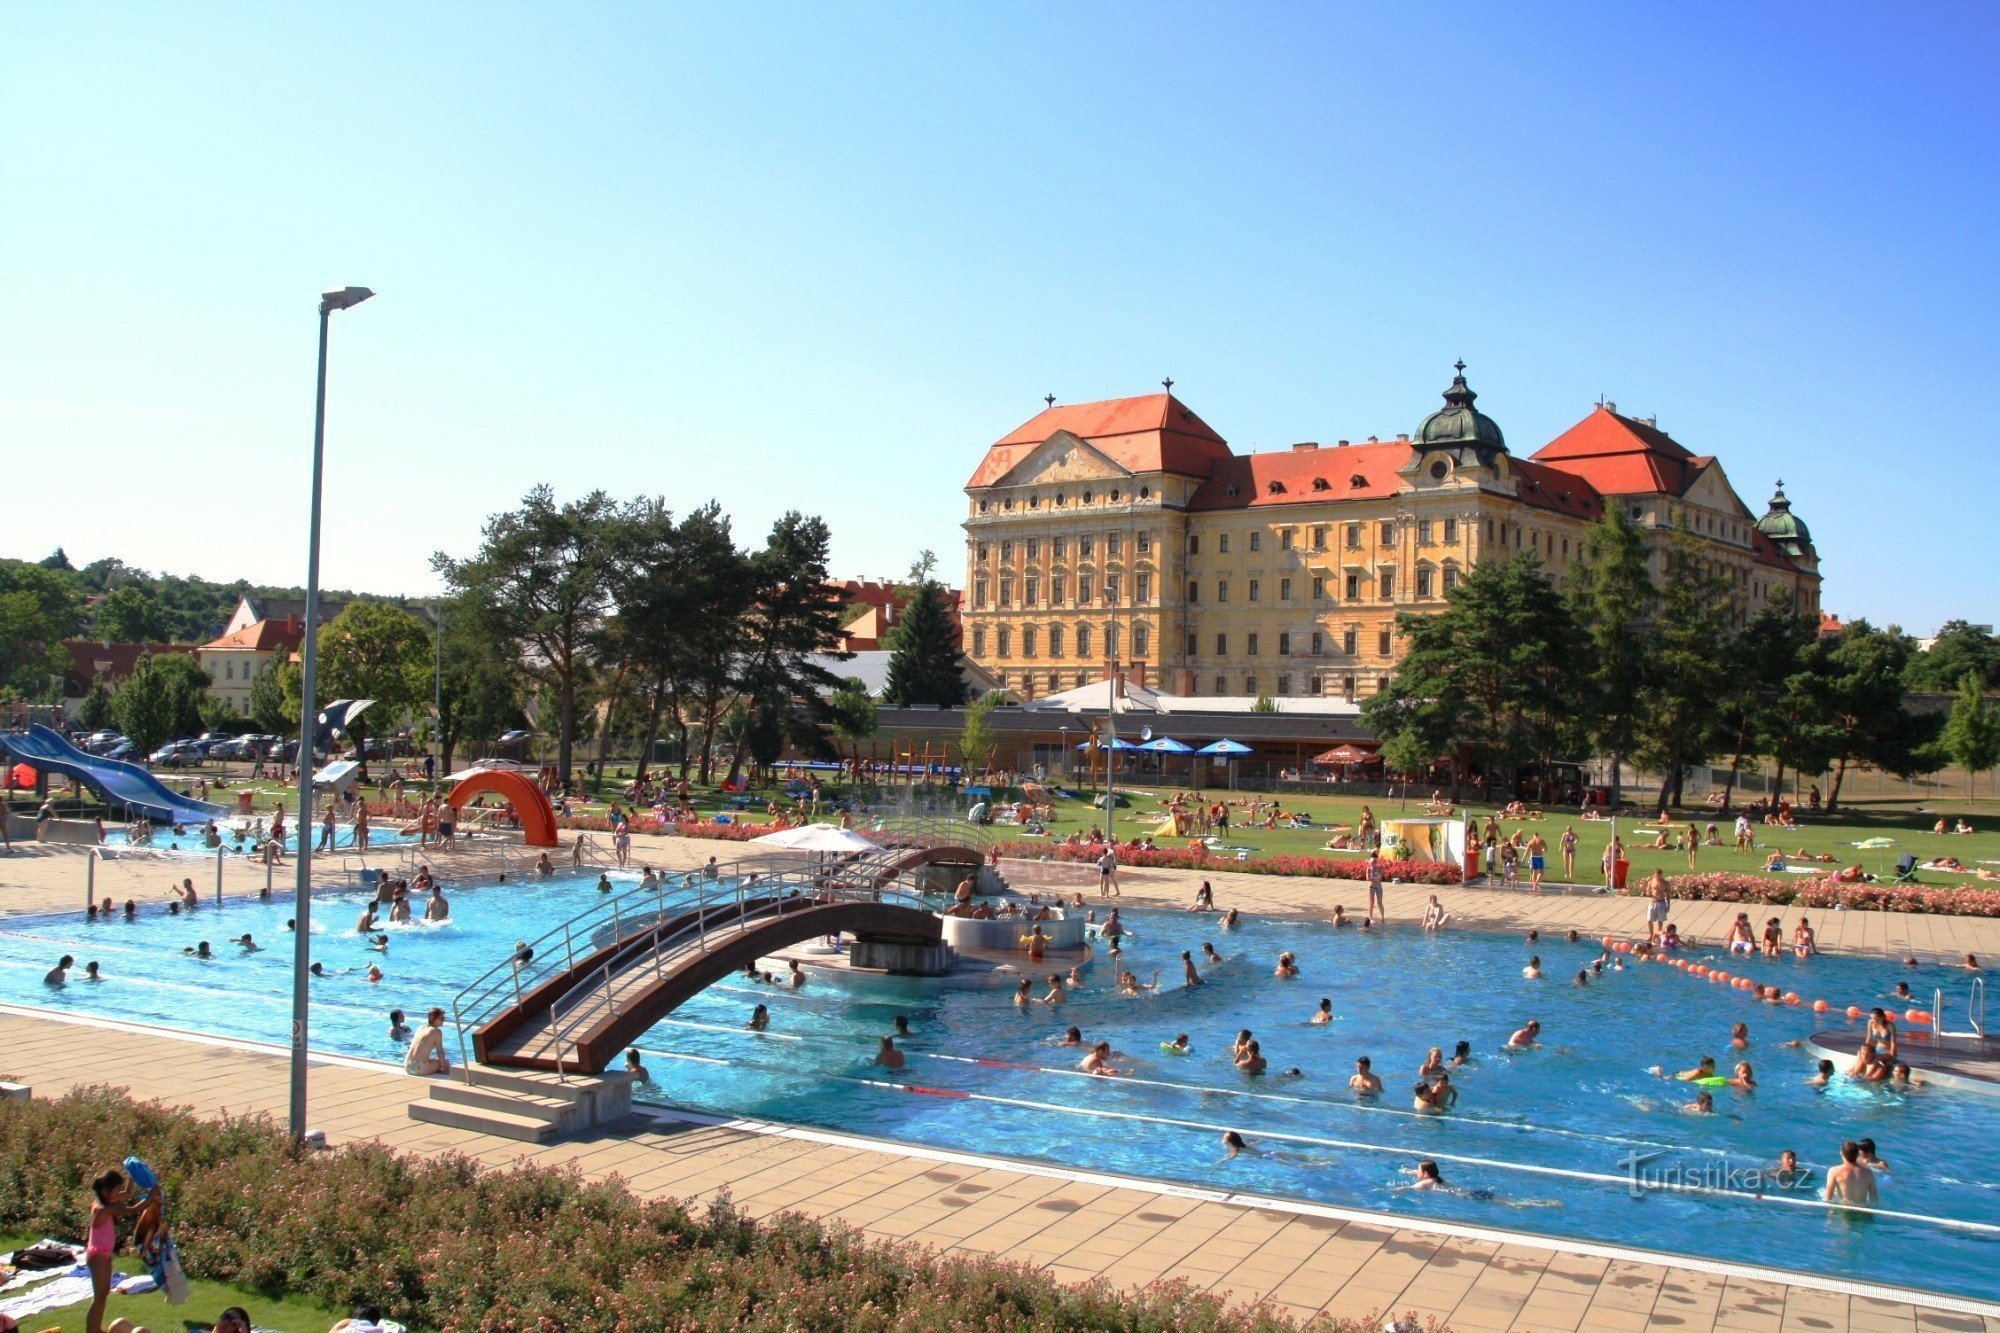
[434,595,523,776]
[249,659,296,734]
[882,579,967,707]
[959,691,1001,773]
[727,513,852,783]
[112,653,209,752]
[1564,505,1655,807]
[1251,693,1278,714]
[93,585,170,642]
[317,602,432,774]
[434,485,621,786]
[0,558,83,698]
[1363,552,1580,800]
[1712,602,1816,809]
[1790,620,1936,811]
[38,547,74,571]
[77,684,115,731]
[1905,620,2000,694]
[1633,521,1737,811]
[829,676,878,768]
[1939,673,2000,799]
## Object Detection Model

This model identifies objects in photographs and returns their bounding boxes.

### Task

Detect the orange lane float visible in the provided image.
[1812,999,1830,1012]
[1847,1005,1865,1019]
[1783,992,1800,1005]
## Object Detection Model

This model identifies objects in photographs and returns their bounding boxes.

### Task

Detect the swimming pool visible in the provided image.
[1,879,1996,1301]
[101,822,444,855]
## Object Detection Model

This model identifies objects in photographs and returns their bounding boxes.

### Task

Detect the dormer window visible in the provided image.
[1312,477,1330,491]
[1350,474,1367,489]
[1225,484,1240,498]
[1082,489,1094,503]
[1267,480,1286,495]
[1110,488,1121,501]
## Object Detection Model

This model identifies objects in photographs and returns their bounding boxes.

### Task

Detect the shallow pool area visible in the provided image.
[2,878,1997,1301]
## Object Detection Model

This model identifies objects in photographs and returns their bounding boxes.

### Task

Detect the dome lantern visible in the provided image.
[1413,360,1507,468]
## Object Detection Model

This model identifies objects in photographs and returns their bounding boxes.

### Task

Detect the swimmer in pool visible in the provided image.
[1823,1141,1880,1208]
[1574,969,1589,986]
[309,962,327,978]
[1162,1033,1191,1055]
[1856,1138,1891,1173]
[1349,1055,1382,1095]
[1731,1022,1750,1049]
[1080,1041,1123,1076]
[1331,905,1350,927]
[425,886,449,921]
[894,1015,912,1038]
[1890,981,1913,1002]
[1057,1026,1083,1046]
[1231,1030,1255,1061]
[748,1004,770,1031]
[1687,1090,1715,1114]
[1729,1061,1756,1090]
[389,1010,414,1043]
[365,964,383,983]
[1042,975,1067,1006]
[1505,1020,1541,1051]
[597,872,613,893]
[1117,969,1160,996]
[1311,998,1334,1025]
[1807,1059,1835,1086]
[874,1037,905,1071]
[1235,1040,1267,1076]
[1067,964,1086,988]
[1201,942,1223,966]
[1890,1063,1924,1089]
[83,961,101,981]
[356,904,378,934]
[1765,1149,1803,1190]
[1181,951,1203,987]
[1655,1055,1717,1081]
[1014,979,1035,1008]
[235,934,260,952]
[1219,908,1240,930]
[184,941,213,960]
[1218,1130,1251,1161]
[1450,1041,1474,1066]
[1274,952,1300,979]
[44,954,73,987]
[1522,955,1542,979]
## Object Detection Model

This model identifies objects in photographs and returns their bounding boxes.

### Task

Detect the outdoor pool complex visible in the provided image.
[102,823,445,854]
[2,870,1996,1301]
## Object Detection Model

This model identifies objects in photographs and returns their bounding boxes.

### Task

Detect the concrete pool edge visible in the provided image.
[1,1000,1996,1322]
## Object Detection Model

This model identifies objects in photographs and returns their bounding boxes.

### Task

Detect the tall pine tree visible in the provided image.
[883,579,968,707]
[1565,505,1656,808]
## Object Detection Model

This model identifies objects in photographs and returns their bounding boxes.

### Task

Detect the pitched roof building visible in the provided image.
[962,368,1820,701]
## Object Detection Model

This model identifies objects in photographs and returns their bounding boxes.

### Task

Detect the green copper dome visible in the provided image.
[1415,361,1507,459]
[1756,481,1813,556]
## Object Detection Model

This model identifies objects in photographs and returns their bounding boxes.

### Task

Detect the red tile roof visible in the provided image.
[1187,441,1408,510]
[201,617,305,653]
[1506,456,1603,519]
[1529,407,1705,496]
[968,393,1233,488]
[60,641,195,698]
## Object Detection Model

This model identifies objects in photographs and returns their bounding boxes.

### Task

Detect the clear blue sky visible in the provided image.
[4,5,1994,632]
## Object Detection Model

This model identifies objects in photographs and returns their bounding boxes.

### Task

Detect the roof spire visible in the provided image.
[1161,376,1174,393]
[1044,393,1056,409]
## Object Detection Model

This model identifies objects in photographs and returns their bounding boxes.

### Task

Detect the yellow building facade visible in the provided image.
[961,368,1820,701]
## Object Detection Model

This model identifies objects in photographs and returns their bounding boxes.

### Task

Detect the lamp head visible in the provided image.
[320,286,375,314]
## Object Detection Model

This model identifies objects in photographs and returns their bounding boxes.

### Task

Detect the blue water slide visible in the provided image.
[0,725,231,825]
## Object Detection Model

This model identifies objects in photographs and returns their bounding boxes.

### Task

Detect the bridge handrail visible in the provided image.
[539,879,933,1076]
[447,858,779,1069]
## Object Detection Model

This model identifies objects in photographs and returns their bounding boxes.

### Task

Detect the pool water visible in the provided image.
[2,879,1996,1301]
[102,823,436,855]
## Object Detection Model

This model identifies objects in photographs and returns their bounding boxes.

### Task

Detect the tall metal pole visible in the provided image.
[289,302,332,1143]
[1104,589,1117,844]
[434,599,443,784]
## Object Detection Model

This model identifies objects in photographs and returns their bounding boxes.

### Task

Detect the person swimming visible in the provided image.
[1201,942,1223,966]
[1311,998,1334,1025]
[1504,1020,1541,1051]
[1014,979,1035,1008]
[1080,1041,1123,1076]
[1450,1040,1473,1066]
[1235,1040,1266,1076]
[1161,1032,1190,1055]
[1349,1055,1382,1095]
[1807,1059,1835,1087]
[1731,1022,1750,1049]
[1274,952,1300,980]
[1057,1026,1083,1047]
[184,941,213,960]
[1522,955,1542,979]
[747,1003,770,1031]
[1219,908,1240,930]
[1181,951,1203,987]
[235,934,260,952]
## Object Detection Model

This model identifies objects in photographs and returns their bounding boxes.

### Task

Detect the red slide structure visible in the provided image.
[448,768,560,848]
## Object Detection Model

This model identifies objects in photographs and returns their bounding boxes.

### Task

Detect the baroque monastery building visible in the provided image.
[962,366,1820,701]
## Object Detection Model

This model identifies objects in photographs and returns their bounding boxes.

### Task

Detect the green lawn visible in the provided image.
[0,1235,344,1333]
[1026,785,2000,889]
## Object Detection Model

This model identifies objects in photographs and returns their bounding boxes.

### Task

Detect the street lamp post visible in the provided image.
[290,285,373,1145]
[1103,587,1119,844]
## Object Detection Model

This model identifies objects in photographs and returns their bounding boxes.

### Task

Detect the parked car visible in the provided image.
[102,741,136,760]
[83,731,128,755]
[151,739,204,766]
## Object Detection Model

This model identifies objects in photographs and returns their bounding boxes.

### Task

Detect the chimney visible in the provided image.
[1396,433,1410,441]
[1336,439,1350,447]
[1291,441,1319,451]
[1641,416,1657,427]
[1604,401,1617,414]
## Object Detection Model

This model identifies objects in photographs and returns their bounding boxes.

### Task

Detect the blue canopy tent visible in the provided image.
[1138,737,1194,753]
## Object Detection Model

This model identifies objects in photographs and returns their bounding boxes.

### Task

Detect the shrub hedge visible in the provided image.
[989,840,1465,885]
[1658,871,2000,917]
[0,1088,1443,1332]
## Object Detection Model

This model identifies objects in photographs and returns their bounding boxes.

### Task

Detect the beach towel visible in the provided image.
[0,1272,96,1321]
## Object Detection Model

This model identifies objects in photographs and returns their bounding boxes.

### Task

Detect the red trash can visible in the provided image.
[1613,857,1631,890]
[237,790,255,816]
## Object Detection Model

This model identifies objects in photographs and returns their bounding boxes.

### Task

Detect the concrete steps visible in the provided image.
[407,1097,559,1143]
[405,1064,636,1142]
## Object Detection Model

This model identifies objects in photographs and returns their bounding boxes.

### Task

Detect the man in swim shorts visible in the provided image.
[1823,1141,1878,1208]
[1526,832,1547,892]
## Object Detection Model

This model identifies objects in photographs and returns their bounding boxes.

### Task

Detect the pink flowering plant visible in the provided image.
[1648,871,2000,917]
[989,839,1463,885]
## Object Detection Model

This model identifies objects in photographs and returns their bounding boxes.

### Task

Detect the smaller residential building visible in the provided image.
[197,617,305,715]
[830,579,962,653]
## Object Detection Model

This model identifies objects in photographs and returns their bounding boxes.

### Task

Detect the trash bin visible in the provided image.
[236,790,254,816]
[1613,857,1631,890]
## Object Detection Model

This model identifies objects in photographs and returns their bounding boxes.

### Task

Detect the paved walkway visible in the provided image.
[6,833,2000,1330]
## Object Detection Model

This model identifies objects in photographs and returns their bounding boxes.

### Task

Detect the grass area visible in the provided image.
[1,1234,344,1333]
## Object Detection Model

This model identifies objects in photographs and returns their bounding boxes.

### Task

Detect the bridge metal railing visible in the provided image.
[538,873,934,1078]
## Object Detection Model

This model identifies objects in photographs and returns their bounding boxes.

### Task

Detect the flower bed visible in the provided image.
[0,1089,1440,1332]
[1659,871,2000,917]
[557,814,780,842]
[989,840,1464,885]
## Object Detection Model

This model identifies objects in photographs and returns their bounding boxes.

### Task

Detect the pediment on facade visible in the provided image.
[1682,460,1752,519]
[990,430,1134,487]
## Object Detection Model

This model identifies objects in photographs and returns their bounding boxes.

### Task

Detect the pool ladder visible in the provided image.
[1931,978,1985,1040]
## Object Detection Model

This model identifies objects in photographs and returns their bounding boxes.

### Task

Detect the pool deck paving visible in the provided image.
[4,833,2000,1331]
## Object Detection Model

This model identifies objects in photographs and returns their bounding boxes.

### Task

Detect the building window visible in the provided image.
[225,661,236,680]
[1312,526,1326,551]
[1106,623,1119,658]
[1137,532,1151,554]
[1075,673,1088,689]
[974,576,988,608]
[1187,534,1200,554]
[1078,574,1093,603]
[1275,674,1290,695]
[1216,633,1228,655]
[1345,573,1361,600]
[1050,625,1064,657]
[1444,566,1458,591]
[1443,518,1457,543]
[972,628,986,656]
[1217,579,1230,603]
[1343,675,1356,700]
[976,542,989,561]
[1309,673,1322,693]
[1023,627,1038,657]
[1379,569,1395,598]
[1219,533,1231,554]
[1052,573,1066,605]
[1312,576,1325,600]
[1079,535,1094,558]
[1186,632,1198,655]
[1311,630,1324,655]
[1133,625,1149,656]
[1001,540,1013,562]
[1105,574,1121,603]
[1278,631,1291,655]
[1187,579,1199,603]
[1417,568,1433,598]
[1250,531,1263,552]
[1378,628,1392,657]
[1077,624,1092,657]
[1244,676,1257,694]
[1053,536,1066,558]
[999,577,1013,607]
[1280,577,1291,601]
[1025,576,1039,605]
[1249,579,1260,602]
[1247,633,1260,656]
[1027,538,1039,560]
[1417,519,1433,546]
[1378,520,1395,545]
[1108,532,1123,557]
[1342,628,1358,656]
[1048,673,1060,693]
[1215,676,1227,693]
[997,628,1011,657]
[1279,529,1294,549]
[1135,572,1152,603]
[1345,523,1361,549]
